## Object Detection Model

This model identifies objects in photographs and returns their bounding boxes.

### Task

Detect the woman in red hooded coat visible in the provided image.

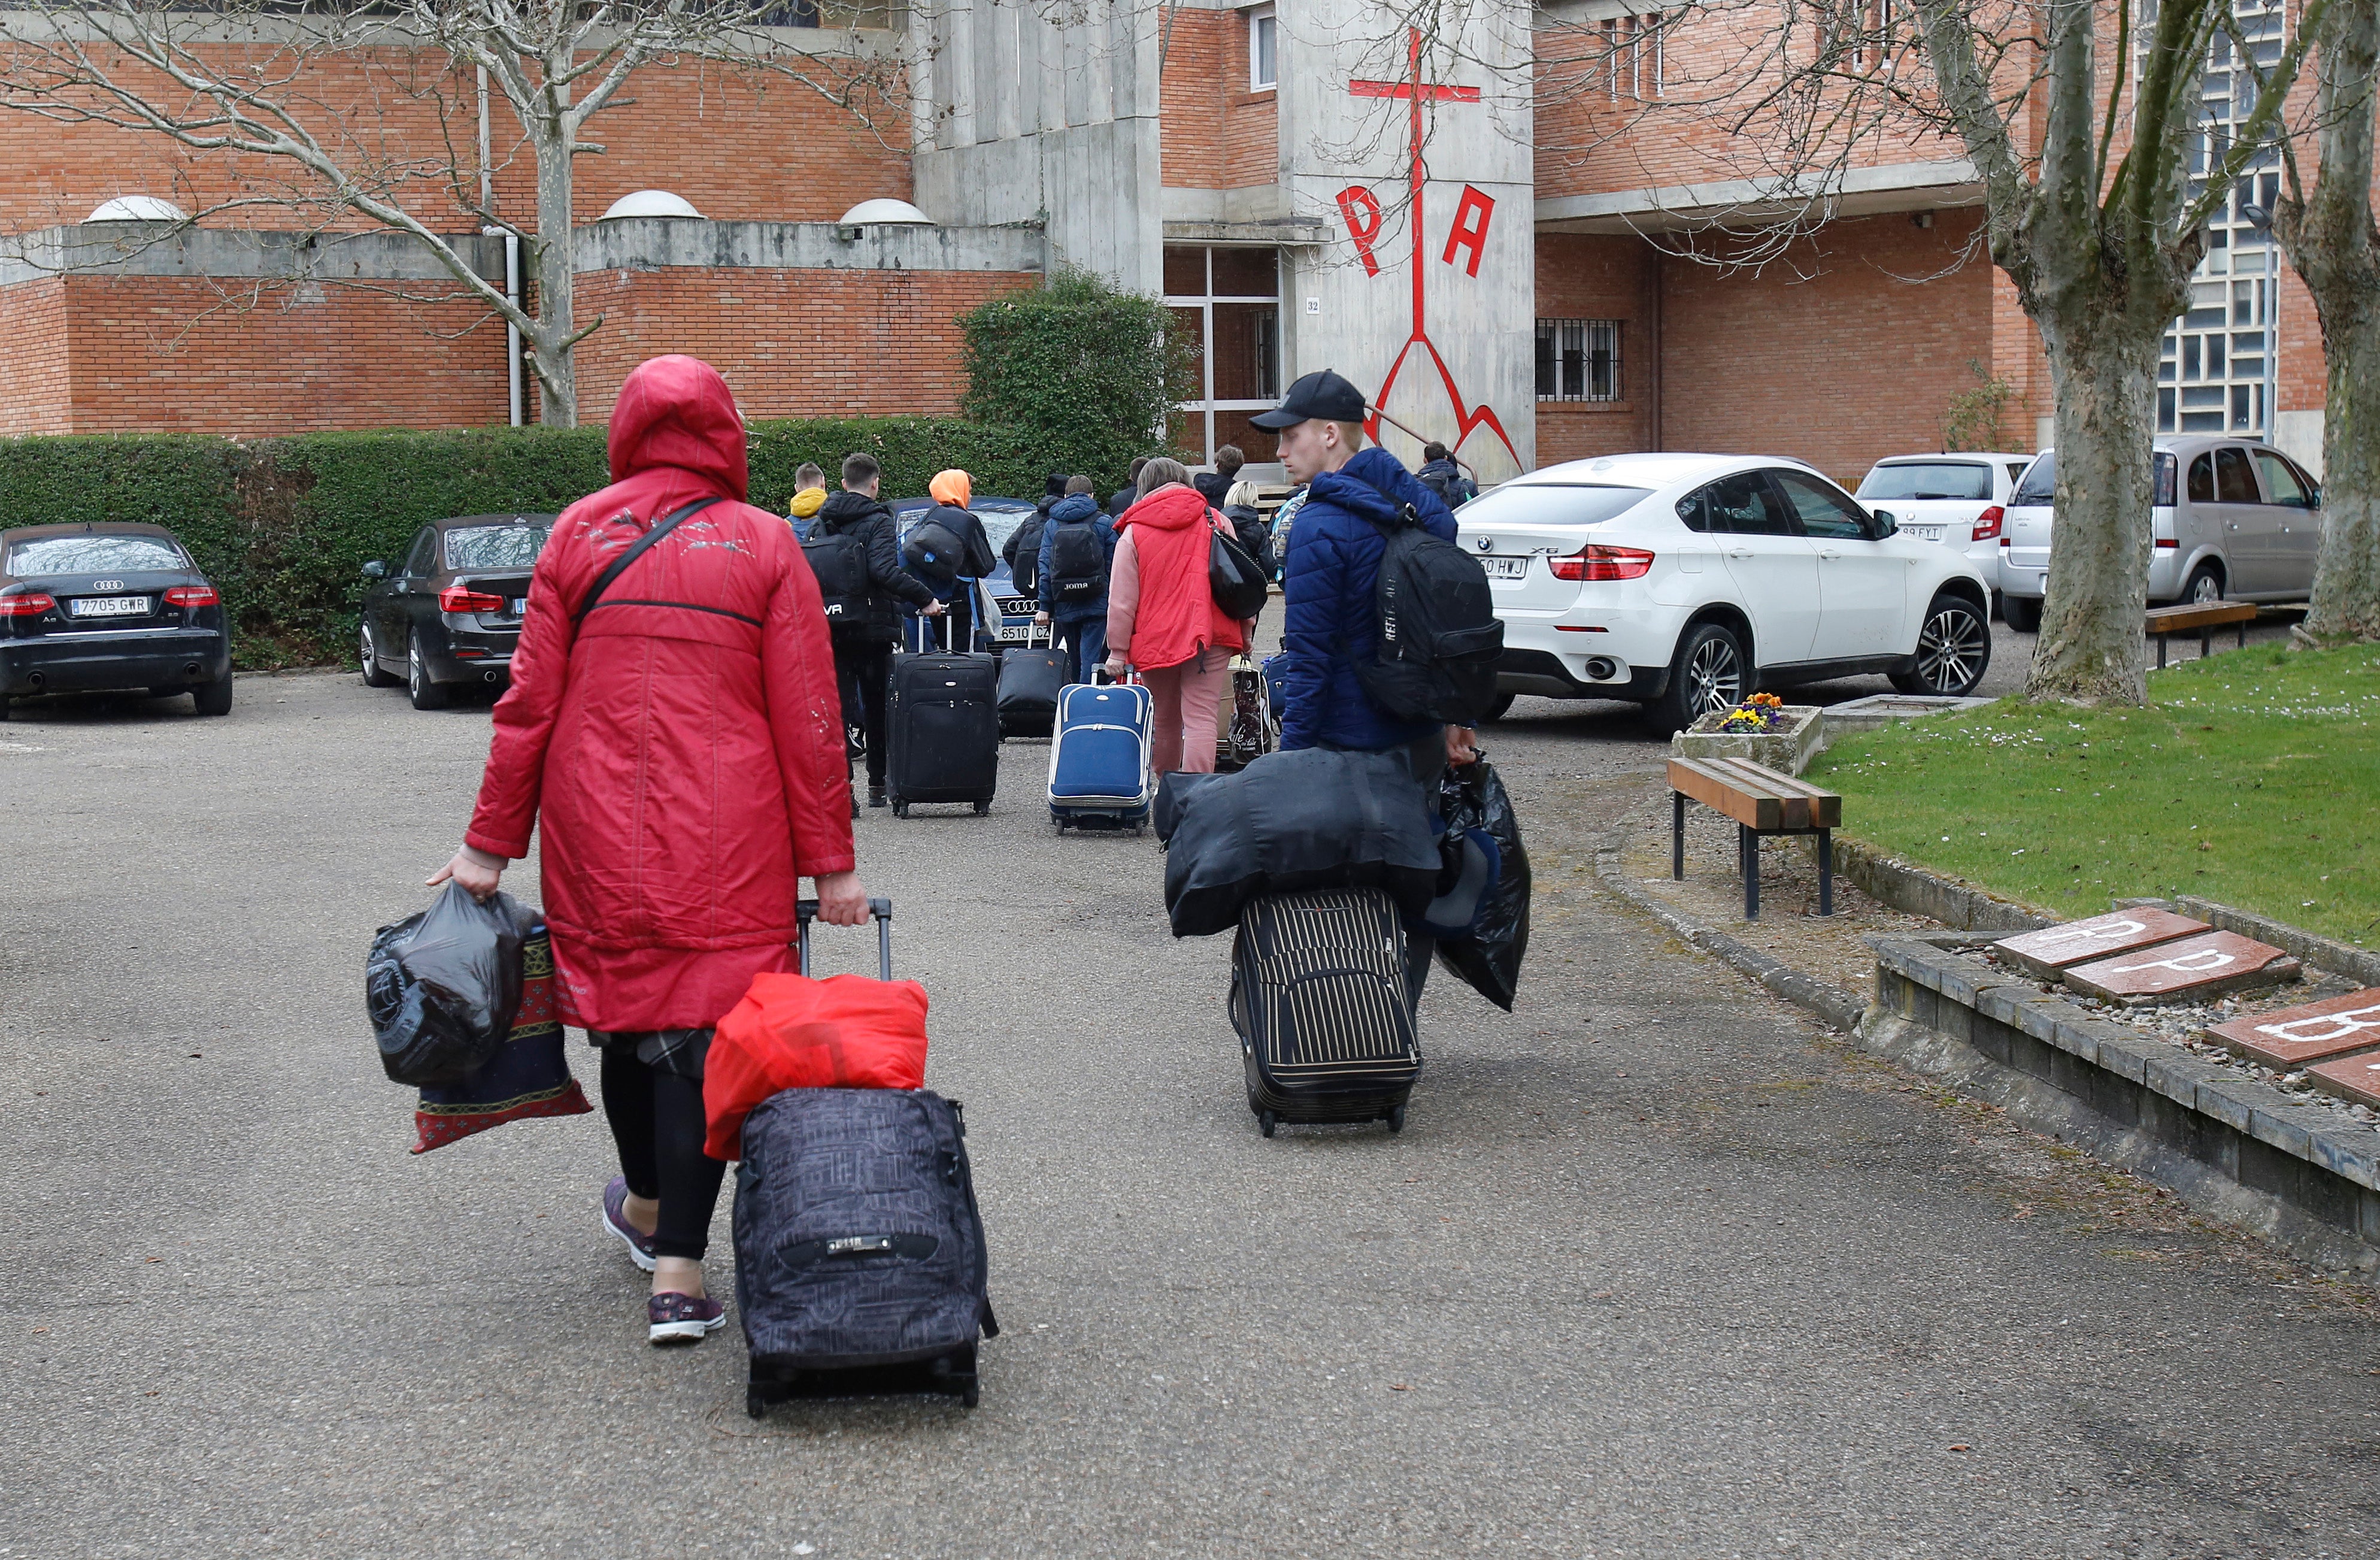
[430,355,868,1346]
[1103,458,1251,773]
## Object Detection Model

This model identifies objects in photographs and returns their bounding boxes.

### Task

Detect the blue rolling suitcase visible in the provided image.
[1047,677,1154,833]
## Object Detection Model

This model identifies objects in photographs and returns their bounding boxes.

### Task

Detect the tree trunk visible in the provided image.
[2024,309,2163,703]
[2280,0,2380,644]
[530,125,577,428]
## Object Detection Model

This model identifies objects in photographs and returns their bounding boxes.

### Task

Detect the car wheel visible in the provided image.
[1656,621,1748,731]
[1480,692,1515,723]
[407,631,450,711]
[361,623,399,687]
[1891,594,1992,697]
[193,671,234,717]
[2185,564,2226,605]
[2001,595,2042,633]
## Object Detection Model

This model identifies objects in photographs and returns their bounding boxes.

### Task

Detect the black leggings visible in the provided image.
[599,1049,727,1261]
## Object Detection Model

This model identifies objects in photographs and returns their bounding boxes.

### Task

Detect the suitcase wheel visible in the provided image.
[973,800,991,816]
[962,1382,981,1408]
[893,801,910,819]
[745,1388,767,1420]
[1258,1110,1277,1138]
[1387,1104,1407,1135]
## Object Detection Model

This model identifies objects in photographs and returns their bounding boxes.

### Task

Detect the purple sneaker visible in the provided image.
[648,1291,727,1345]
[601,1176,659,1273]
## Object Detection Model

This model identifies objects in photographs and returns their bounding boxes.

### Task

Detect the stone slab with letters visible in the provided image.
[1990,908,2210,981]
[2309,1050,2380,1110]
[2204,989,2380,1070]
[2063,931,2301,1006]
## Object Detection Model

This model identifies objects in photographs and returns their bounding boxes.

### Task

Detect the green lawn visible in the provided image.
[1803,644,2380,948]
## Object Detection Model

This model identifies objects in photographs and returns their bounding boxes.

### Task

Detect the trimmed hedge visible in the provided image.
[0,419,1035,668]
[959,269,1197,487]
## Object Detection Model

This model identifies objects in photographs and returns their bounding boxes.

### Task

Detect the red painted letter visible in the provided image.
[1441,185,1494,278]
[1336,186,1384,277]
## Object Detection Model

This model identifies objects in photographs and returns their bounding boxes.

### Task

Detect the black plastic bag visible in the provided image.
[1432,758,1531,1010]
[1163,746,1441,937]
[368,882,536,1086]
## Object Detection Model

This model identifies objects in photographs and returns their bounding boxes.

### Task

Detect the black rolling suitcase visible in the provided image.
[996,622,1066,738]
[1230,887,1421,1137]
[738,899,998,1414]
[887,615,999,817]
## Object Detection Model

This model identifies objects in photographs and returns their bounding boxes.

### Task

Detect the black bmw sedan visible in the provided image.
[0,522,233,719]
[360,513,555,709]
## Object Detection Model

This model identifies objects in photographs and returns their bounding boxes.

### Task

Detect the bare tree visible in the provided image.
[2270,0,2380,644]
[0,2,901,426]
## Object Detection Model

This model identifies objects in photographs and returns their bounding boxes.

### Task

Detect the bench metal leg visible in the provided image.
[2237,620,2248,650]
[1817,829,1833,918]
[1673,790,1685,881]
[1742,824,1760,920]
[2155,633,2167,670]
[2200,628,2212,659]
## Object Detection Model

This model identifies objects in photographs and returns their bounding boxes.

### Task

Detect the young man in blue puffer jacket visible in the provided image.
[1250,369,1479,1005]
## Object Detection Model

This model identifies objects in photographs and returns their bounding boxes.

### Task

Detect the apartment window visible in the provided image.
[1249,7,1277,91]
[1536,319,1622,402]
[1166,246,1283,462]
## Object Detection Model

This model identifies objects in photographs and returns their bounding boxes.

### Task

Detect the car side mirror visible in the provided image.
[362,560,387,580]
[1869,509,1898,535]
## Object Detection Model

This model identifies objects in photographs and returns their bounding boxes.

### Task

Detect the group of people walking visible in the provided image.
[429,354,1478,1345]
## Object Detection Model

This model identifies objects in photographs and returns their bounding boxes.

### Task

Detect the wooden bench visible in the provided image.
[1667,756,1844,921]
[2145,600,2257,667]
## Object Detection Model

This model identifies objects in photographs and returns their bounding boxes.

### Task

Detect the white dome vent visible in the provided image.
[599,189,704,221]
[837,198,933,226]
[86,196,189,223]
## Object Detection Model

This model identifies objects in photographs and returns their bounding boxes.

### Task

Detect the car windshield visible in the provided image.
[971,503,1035,557]
[444,523,550,571]
[1857,462,1992,501]
[1457,483,1653,527]
[7,534,189,575]
[2008,451,2175,507]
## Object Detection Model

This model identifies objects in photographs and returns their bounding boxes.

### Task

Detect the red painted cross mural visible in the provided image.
[1336,26,1519,469]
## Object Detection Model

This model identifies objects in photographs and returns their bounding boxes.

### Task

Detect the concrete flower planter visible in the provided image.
[1670,704,1826,776]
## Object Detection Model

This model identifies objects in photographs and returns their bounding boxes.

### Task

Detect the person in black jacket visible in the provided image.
[1108,455,1150,519]
[813,452,943,809]
[1005,472,1069,598]
[1191,444,1244,510]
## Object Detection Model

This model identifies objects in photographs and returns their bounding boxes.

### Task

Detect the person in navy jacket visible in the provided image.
[1253,368,1479,1004]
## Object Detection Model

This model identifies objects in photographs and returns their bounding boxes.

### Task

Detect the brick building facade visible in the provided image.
[0,4,2342,483]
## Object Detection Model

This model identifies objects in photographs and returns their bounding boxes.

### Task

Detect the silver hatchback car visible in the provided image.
[1998,435,2322,631]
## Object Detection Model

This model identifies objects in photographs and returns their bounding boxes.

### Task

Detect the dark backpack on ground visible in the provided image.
[735,1086,996,1411]
[1046,517,1108,605]
[801,527,872,631]
[1357,504,1505,725]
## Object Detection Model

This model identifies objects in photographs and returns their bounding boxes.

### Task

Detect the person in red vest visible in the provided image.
[429,354,869,1347]
[1103,456,1253,773]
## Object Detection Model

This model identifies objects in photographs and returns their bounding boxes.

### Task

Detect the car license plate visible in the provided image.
[69,595,148,617]
[996,623,1033,643]
[510,598,527,615]
[1481,556,1529,579]
[1905,525,1945,541]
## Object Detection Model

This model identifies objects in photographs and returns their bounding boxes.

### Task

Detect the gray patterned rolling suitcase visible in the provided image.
[1230,887,1421,1137]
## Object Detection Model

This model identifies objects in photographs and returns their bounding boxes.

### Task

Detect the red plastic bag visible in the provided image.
[702,971,929,1160]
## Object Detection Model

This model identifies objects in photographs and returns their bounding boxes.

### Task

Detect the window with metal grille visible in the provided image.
[1535,319,1622,402]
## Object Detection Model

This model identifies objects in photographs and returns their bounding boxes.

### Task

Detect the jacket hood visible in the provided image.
[787,487,827,519]
[607,355,748,498]
[1048,493,1102,525]
[1121,482,1211,531]
[1311,446,1431,526]
[929,469,973,508]
[814,489,887,530]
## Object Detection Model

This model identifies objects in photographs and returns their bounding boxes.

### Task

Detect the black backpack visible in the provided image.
[1418,468,1477,509]
[902,515,965,593]
[1047,517,1108,605]
[1355,504,1505,724]
[801,526,872,629]
[1008,516,1047,598]
[1222,503,1274,578]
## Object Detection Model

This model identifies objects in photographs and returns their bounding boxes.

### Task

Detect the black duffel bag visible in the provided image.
[1162,746,1441,937]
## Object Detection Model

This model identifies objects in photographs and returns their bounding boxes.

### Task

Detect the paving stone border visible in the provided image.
[1869,936,2380,1279]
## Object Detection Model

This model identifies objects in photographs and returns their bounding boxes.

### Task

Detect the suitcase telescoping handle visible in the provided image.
[792,896,894,979]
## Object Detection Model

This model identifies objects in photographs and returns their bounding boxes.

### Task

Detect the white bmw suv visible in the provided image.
[1461,453,1995,729]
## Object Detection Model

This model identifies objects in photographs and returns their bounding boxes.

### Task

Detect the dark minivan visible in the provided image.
[0,522,233,719]
[360,513,555,709]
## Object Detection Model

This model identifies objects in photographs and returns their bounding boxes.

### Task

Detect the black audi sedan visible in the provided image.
[360,513,555,709]
[0,522,233,719]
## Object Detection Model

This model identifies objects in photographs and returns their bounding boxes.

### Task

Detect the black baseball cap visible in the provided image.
[1249,368,1368,429]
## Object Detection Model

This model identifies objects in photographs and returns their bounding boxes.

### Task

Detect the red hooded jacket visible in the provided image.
[1114,483,1246,670]
[464,356,855,1031]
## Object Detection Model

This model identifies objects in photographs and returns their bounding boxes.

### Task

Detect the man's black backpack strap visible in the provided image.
[575,496,725,622]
